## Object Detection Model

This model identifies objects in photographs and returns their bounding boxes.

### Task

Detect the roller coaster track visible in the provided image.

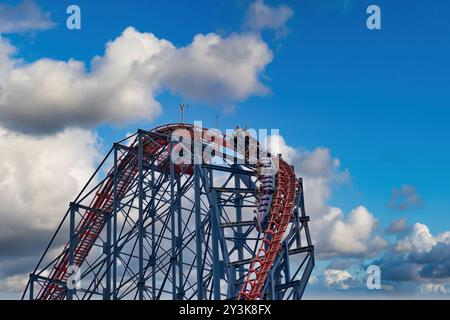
[238,160,298,299]
[36,124,299,300]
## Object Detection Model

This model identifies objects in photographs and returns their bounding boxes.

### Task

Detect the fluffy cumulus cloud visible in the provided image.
[402,225,450,280]
[418,283,450,295]
[0,29,165,134]
[395,223,437,254]
[0,274,28,294]
[160,32,272,104]
[328,206,387,256]
[323,269,353,290]
[267,134,386,259]
[0,27,273,134]
[0,0,297,135]
[0,126,101,296]
[0,128,100,266]
[0,36,15,82]
[0,0,54,33]
[245,0,294,37]
[374,222,450,294]
[268,133,450,297]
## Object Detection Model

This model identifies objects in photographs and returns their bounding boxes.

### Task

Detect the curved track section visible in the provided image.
[238,160,298,300]
[36,123,299,300]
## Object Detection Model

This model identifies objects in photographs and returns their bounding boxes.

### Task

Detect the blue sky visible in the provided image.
[0,0,450,299]
[21,0,450,230]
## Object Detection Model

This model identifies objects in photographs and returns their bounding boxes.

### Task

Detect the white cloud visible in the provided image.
[0,27,273,134]
[308,275,318,285]
[395,223,437,253]
[0,127,100,240]
[245,0,294,37]
[377,221,450,284]
[160,32,272,103]
[0,127,100,296]
[268,133,384,259]
[328,206,386,256]
[0,36,15,82]
[0,274,28,293]
[418,282,450,295]
[324,269,352,289]
[0,0,54,34]
[401,226,450,268]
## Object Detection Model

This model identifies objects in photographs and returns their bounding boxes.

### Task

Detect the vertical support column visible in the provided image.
[29,275,34,300]
[169,137,177,300]
[280,241,291,299]
[151,167,156,299]
[112,144,118,300]
[177,175,184,299]
[105,207,112,300]
[193,124,204,300]
[67,204,76,301]
[228,266,237,299]
[297,178,315,300]
[209,170,221,300]
[194,164,204,300]
[293,287,300,300]
[293,178,302,248]
[299,178,313,246]
[234,173,244,281]
[293,210,301,248]
[269,272,275,300]
[105,150,116,300]
[211,194,221,300]
[282,241,291,281]
[297,254,314,299]
[138,132,145,300]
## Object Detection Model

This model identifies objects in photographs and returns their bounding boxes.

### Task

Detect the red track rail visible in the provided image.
[238,160,298,300]
[37,124,298,300]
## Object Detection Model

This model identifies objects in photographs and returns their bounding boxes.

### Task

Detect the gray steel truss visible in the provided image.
[23,129,314,300]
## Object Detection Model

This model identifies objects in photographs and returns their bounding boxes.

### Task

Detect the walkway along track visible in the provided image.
[37,124,299,300]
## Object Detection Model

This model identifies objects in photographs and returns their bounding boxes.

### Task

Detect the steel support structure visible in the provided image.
[23,124,314,300]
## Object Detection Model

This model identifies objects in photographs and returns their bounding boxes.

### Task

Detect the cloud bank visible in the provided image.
[0,28,274,134]
[0,128,101,295]
[268,134,386,259]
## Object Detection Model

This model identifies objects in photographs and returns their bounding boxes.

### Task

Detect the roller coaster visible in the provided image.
[23,123,314,300]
